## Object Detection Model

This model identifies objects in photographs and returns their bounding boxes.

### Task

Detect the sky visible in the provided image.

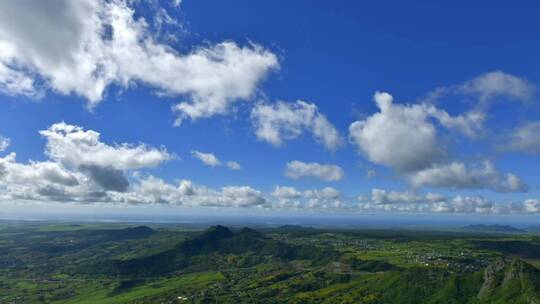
[0,0,539,219]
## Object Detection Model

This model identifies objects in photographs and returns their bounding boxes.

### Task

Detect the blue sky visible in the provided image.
[0,0,539,217]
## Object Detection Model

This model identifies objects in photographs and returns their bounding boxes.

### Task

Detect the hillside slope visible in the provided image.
[108,225,338,276]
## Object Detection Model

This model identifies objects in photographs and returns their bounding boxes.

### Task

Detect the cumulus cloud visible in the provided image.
[0,135,9,152]
[349,91,528,193]
[368,189,448,206]
[462,71,535,104]
[0,57,39,97]
[251,100,343,151]
[348,92,481,172]
[0,140,538,214]
[408,161,527,192]
[219,186,267,207]
[284,160,343,181]
[0,126,260,207]
[1,123,261,208]
[504,122,540,154]
[109,176,267,207]
[304,187,344,209]
[0,0,278,122]
[272,185,302,199]
[424,105,485,138]
[425,71,535,106]
[0,152,92,203]
[357,188,538,214]
[191,151,221,167]
[0,122,173,204]
[270,185,346,209]
[191,150,240,170]
[0,153,78,187]
[272,186,526,213]
[79,165,129,192]
[371,189,422,205]
[40,122,171,170]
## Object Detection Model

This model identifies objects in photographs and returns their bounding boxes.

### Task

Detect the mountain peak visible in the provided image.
[202,225,234,239]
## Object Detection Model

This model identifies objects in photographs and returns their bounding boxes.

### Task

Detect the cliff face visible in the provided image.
[478,258,540,303]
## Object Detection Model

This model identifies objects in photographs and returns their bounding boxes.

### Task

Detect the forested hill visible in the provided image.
[104,225,339,276]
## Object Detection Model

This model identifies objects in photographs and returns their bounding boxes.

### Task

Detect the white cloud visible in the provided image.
[369,189,446,205]
[219,186,267,207]
[349,92,444,172]
[424,105,484,138]
[0,59,40,97]
[461,71,535,104]
[270,185,347,209]
[304,187,340,199]
[523,199,540,213]
[425,71,535,106]
[284,160,343,181]
[304,187,344,209]
[505,122,540,154]
[348,91,528,193]
[363,195,540,214]
[40,122,171,170]
[348,92,486,172]
[1,121,537,214]
[408,161,527,192]
[0,144,537,214]
[0,0,278,122]
[449,196,493,213]
[357,189,499,214]
[0,130,264,207]
[251,100,343,151]
[226,161,241,170]
[109,177,267,208]
[371,189,422,205]
[191,151,240,170]
[0,153,78,187]
[191,151,221,167]
[0,122,172,200]
[0,152,96,203]
[0,135,9,152]
[272,185,302,199]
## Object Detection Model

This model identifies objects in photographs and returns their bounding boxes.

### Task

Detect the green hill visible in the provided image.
[477,258,540,303]
[107,225,339,277]
[83,226,540,303]
[291,258,540,304]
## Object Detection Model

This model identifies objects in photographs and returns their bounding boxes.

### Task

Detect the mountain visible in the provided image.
[461,224,526,233]
[292,258,540,303]
[478,258,540,303]
[106,226,339,277]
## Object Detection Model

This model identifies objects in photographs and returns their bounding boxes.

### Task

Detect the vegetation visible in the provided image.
[1,221,539,303]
